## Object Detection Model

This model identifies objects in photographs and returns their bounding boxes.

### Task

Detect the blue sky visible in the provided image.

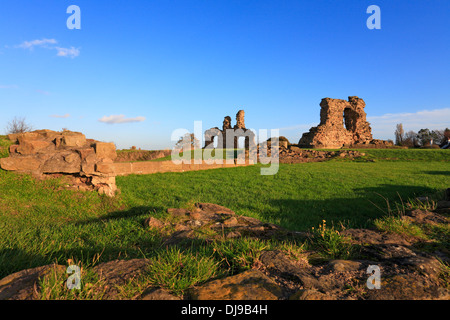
[1,0,449,149]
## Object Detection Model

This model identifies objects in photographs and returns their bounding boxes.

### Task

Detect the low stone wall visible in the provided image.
[0,129,255,196]
[108,159,254,176]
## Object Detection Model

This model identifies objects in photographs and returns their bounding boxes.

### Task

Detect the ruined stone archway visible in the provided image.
[343,107,358,132]
[299,96,372,148]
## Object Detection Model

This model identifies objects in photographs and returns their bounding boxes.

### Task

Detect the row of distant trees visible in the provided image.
[394,123,450,147]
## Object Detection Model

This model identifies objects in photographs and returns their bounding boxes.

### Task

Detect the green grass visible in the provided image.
[145,246,220,296]
[0,136,449,295]
[310,220,355,259]
[38,262,108,300]
[0,135,12,158]
[0,169,163,278]
[117,160,449,231]
[374,215,428,239]
[354,148,450,162]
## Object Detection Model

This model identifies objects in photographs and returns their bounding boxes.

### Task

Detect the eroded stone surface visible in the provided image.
[188,269,283,300]
[0,264,65,300]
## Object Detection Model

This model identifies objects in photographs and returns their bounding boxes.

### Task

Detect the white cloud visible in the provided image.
[14,39,79,58]
[50,113,71,119]
[0,84,18,89]
[367,108,450,139]
[98,115,146,124]
[36,89,50,95]
[55,46,80,58]
[17,38,57,50]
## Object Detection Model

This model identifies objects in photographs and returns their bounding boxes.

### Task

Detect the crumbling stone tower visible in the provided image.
[298,96,373,149]
[204,110,255,150]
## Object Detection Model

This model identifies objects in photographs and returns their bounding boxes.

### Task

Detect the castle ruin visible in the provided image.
[298,96,373,149]
[204,110,256,150]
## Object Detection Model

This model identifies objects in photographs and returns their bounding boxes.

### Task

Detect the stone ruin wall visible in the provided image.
[0,129,118,196]
[204,110,256,151]
[298,96,375,149]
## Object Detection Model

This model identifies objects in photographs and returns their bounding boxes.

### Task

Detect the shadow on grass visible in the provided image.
[421,170,450,176]
[0,249,49,279]
[0,207,168,279]
[73,205,166,226]
[264,184,439,231]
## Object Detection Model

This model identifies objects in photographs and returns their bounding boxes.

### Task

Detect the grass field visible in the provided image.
[0,136,449,289]
[117,160,449,230]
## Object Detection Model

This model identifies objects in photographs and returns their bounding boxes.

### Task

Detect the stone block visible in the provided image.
[41,153,81,174]
[75,147,95,160]
[62,133,86,147]
[9,145,18,154]
[95,162,115,174]
[0,156,41,171]
[108,162,132,176]
[16,132,40,143]
[94,142,117,160]
[7,133,20,143]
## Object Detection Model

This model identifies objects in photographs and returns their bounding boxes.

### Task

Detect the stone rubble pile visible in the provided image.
[0,129,118,196]
[278,145,365,163]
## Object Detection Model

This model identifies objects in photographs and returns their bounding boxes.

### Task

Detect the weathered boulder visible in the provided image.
[141,287,180,300]
[327,260,362,273]
[157,203,287,245]
[365,274,448,300]
[41,152,82,174]
[188,269,283,300]
[0,264,65,300]
[289,289,336,300]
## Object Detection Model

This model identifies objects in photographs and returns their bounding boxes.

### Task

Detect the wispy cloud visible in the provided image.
[55,46,80,58]
[14,38,79,58]
[17,38,57,50]
[98,115,146,124]
[0,84,18,89]
[36,89,50,95]
[50,113,71,119]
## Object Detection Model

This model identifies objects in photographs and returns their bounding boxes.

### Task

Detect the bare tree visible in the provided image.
[5,117,33,134]
[394,123,404,146]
